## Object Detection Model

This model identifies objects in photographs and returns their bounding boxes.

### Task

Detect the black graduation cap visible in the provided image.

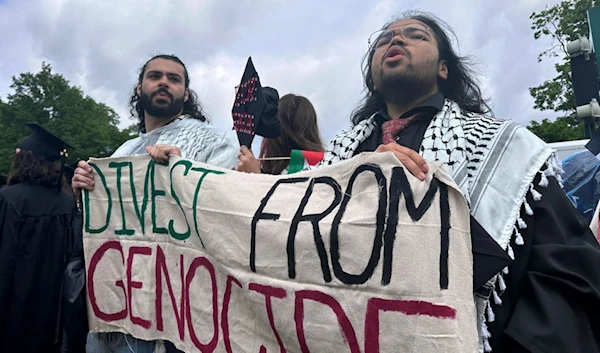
[18,123,74,162]
[232,57,280,148]
[17,123,74,191]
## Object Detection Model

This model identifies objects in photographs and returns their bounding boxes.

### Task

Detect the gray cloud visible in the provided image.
[0,0,564,146]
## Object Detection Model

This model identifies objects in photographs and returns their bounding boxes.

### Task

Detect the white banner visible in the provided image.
[83,152,477,352]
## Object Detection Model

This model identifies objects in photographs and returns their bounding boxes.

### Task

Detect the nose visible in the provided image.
[391,34,406,46]
[157,75,170,88]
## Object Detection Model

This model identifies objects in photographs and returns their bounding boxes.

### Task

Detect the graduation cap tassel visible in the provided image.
[57,149,68,192]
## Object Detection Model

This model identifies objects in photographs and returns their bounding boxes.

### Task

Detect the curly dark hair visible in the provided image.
[129,54,209,132]
[7,151,62,187]
[351,11,491,125]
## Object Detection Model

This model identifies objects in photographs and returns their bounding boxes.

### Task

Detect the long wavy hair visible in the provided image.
[351,11,491,125]
[260,94,325,175]
[7,151,62,187]
[129,54,209,132]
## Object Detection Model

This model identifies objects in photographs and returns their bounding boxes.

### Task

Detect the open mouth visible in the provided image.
[385,46,406,61]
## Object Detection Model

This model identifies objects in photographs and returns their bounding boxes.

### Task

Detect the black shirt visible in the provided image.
[355,92,445,154]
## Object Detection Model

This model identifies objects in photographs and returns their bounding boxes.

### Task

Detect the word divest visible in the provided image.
[83,152,478,353]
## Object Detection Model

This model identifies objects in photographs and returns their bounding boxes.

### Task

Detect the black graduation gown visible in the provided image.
[0,183,77,353]
[488,172,600,353]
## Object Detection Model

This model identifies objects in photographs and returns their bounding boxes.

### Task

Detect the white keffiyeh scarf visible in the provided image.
[323,99,563,352]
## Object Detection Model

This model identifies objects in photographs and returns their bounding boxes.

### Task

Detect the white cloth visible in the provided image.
[112,116,239,169]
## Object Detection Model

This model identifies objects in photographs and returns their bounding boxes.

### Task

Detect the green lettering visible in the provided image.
[84,163,112,234]
[190,166,224,248]
[168,160,193,240]
[129,160,155,235]
[152,162,169,234]
[109,161,135,236]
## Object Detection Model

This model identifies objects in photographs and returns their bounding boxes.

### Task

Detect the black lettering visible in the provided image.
[250,177,308,272]
[331,164,387,285]
[381,167,439,285]
[287,177,342,282]
[439,183,450,290]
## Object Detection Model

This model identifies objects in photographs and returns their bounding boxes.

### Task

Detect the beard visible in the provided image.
[374,58,439,105]
[138,88,185,118]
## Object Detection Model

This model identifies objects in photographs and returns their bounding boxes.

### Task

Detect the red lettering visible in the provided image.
[127,246,152,329]
[294,290,360,353]
[221,276,242,353]
[364,298,456,353]
[155,246,185,340]
[87,241,127,321]
[249,283,287,353]
[185,257,218,352]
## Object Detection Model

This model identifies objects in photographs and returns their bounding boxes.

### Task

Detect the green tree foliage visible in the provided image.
[526,0,599,142]
[0,63,133,174]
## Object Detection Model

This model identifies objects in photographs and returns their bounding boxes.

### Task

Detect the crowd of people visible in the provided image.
[1,10,600,353]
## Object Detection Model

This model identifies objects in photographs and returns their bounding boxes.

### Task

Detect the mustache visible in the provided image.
[383,44,411,62]
[151,88,173,100]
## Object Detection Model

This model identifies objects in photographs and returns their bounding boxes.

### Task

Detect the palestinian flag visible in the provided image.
[288,149,325,174]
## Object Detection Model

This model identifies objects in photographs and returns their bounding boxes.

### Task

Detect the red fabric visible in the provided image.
[301,150,325,166]
[381,113,422,145]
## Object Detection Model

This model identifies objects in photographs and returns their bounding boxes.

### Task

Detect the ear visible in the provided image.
[438,60,448,80]
[184,89,189,103]
[136,84,142,96]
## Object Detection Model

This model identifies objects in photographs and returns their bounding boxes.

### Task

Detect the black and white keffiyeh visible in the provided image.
[323,99,563,352]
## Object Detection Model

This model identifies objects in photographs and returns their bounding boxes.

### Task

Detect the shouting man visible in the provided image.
[323,11,600,353]
[72,54,238,353]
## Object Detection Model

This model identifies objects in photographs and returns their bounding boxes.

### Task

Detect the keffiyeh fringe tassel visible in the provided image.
[481,158,561,352]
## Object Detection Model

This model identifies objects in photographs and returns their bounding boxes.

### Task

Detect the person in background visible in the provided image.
[71,54,239,353]
[322,11,600,352]
[0,124,79,353]
[236,93,325,175]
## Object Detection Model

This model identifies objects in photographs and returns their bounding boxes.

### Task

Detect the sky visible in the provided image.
[0,0,564,145]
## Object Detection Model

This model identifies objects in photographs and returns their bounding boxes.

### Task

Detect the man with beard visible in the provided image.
[72,54,238,353]
[323,12,600,353]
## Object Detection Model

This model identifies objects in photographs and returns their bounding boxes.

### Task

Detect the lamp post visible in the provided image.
[570,7,600,140]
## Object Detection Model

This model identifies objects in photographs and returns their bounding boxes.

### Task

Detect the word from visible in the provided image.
[251,164,451,290]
